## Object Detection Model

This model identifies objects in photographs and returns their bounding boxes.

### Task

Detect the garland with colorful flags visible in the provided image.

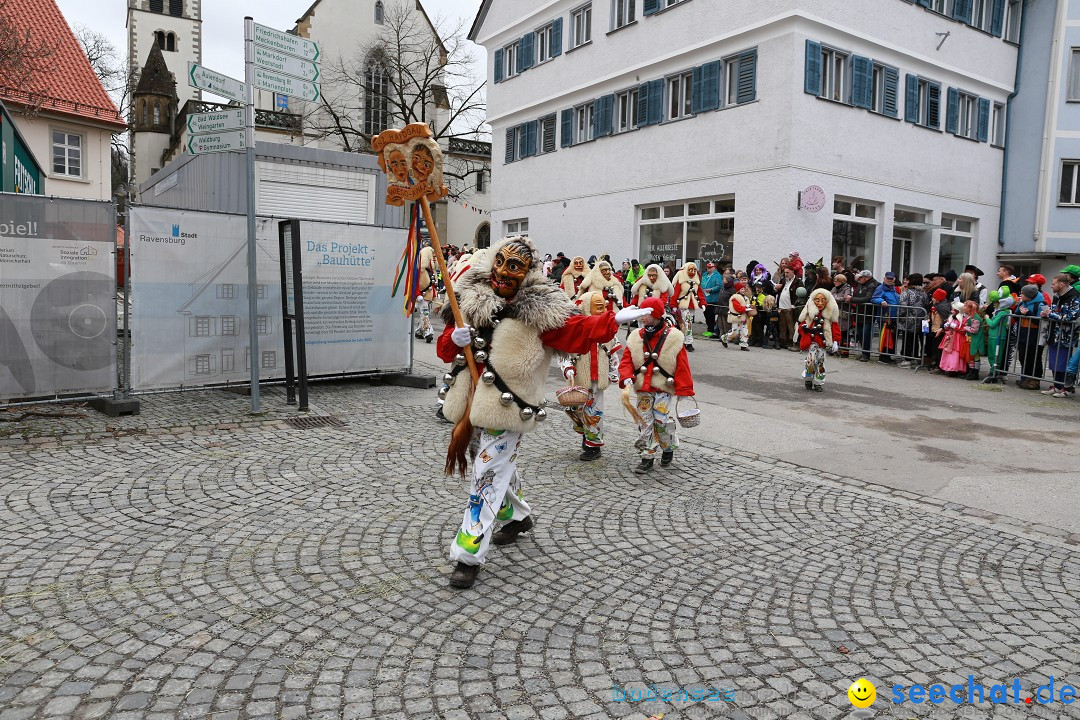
[391,201,425,316]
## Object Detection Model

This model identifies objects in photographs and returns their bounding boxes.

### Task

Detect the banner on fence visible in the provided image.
[0,193,116,401]
[128,207,409,391]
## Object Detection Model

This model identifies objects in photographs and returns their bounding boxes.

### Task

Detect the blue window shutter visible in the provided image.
[916,0,931,7]
[977,98,991,142]
[591,99,601,138]
[552,18,563,56]
[520,33,535,70]
[515,40,525,74]
[560,108,574,147]
[518,124,528,158]
[851,56,872,109]
[805,40,822,96]
[952,0,973,24]
[598,95,614,136]
[927,82,941,128]
[990,0,1006,36]
[694,60,720,112]
[883,66,899,117]
[637,82,650,127]
[648,78,664,124]
[494,49,504,83]
[946,87,959,134]
[905,74,919,123]
[505,127,516,162]
[736,50,757,104]
[529,120,540,155]
[691,65,704,114]
[643,0,659,16]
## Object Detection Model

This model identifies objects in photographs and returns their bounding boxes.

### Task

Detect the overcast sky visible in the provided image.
[55,0,485,85]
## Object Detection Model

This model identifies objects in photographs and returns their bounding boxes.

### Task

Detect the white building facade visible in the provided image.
[471,0,1019,278]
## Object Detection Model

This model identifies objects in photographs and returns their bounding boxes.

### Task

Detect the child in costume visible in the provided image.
[722,282,751,350]
[617,297,694,474]
[559,291,622,461]
[796,288,841,391]
[762,294,779,349]
[983,292,1014,384]
[938,302,972,375]
[965,299,987,380]
[412,245,438,342]
[928,288,950,372]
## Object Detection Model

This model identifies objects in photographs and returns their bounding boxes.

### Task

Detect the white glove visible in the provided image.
[615,307,651,324]
[450,326,473,347]
[831,341,839,353]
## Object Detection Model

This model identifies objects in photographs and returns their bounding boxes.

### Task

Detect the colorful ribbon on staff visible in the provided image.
[391,201,425,316]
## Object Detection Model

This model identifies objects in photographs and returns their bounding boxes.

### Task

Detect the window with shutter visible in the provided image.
[574,103,595,143]
[570,4,592,48]
[946,87,960,134]
[991,102,1005,146]
[851,56,872,109]
[503,42,519,79]
[1003,0,1021,42]
[613,0,636,29]
[541,115,557,152]
[519,33,535,71]
[561,108,574,147]
[536,23,555,64]
[737,50,757,104]
[805,40,822,96]
[643,0,659,16]
[692,61,720,113]
[616,88,639,132]
[952,0,973,24]
[636,82,650,127]
[990,0,1006,36]
[820,46,850,103]
[494,49,504,83]
[976,98,990,142]
[926,81,941,128]
[667,71,693,120]
[881,65,899,118]
[552,18,563,56]
[905,74,919,123]
[648,79,664,124]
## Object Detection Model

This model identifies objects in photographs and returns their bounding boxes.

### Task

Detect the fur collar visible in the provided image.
[632,264,673,297]
[800,288,840,322]
[673,267,700,289]
[580,263,622,296]
[442,237,578,332]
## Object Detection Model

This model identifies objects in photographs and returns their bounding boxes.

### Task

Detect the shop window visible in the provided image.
[832,197,879,274]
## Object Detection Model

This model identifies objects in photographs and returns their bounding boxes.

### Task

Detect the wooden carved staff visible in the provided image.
[372,123,478,476]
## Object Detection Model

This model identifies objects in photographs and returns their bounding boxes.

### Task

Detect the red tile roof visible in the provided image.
[0,0,126,129]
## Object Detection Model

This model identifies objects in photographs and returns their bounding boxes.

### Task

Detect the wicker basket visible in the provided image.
[675,396,701,428]
[555,385,592,407]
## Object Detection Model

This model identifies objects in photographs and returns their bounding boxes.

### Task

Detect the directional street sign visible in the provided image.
[253,67,320,102]
[253,23,320,63]
[188,62,245,103]
[254,46,320,83]
[186,109,245,135]
[186,130,246,155]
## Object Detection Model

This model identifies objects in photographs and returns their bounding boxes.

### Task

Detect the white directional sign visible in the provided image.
[254,46,320,82]
[253,67,320,102]
[253,23,320,63]
[186,130,246,155]
[186,109,245,135]
[188,62,245,103]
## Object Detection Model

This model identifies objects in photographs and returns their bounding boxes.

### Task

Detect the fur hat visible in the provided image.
[576,290,605,316]
[640,297,665,319]
[631,263,673,298]
[801,288,840,323]
[578,260,621,298]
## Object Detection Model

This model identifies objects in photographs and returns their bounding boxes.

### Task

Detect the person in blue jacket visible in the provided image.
[700,261,724,338]
[872,271,901,364]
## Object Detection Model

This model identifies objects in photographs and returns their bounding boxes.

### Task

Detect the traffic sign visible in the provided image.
[253,67,320,102]
[253,23,320,63]
[255,46,320,82]
[188,62,245,103]
[186,109,245,135]
[186,130,246,154]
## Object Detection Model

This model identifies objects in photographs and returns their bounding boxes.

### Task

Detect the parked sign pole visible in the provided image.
[244,16,261,414]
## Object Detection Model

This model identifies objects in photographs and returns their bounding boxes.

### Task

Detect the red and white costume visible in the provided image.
[630,264,673,307]
[797,288,842,390]
[671,261,707,346]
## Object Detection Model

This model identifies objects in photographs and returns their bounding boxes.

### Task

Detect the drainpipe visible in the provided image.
[997,0,1029,249]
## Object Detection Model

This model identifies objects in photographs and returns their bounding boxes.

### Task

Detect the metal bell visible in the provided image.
[454,353,466,367]
[481,370,496,385]
[473,337,487,350]
[665,376,675,387]
[438,385,450,399]
[492,318,501,326]
[443,372,455,385]
[519,406,535,420]
[535,407,547,422]
[474,350,489,364]
[499,392,514,406]
[650,352,659,361]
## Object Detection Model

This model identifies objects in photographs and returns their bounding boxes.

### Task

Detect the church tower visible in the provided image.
[131,42,178,193]
[126,0,202,108]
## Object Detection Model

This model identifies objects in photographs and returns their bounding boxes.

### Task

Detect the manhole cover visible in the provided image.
[285,416,346,430]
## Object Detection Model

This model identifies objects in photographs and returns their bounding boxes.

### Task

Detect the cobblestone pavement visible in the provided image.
[1,382,1079,720]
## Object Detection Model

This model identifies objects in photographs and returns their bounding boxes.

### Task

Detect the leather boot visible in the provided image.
[448,562,479,588]
[491,516,534,545]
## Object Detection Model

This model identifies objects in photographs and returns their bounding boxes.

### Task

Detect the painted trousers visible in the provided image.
[566,381,605,447]
[635,391,678,459]
[679,308,696,345]
[803,344,826,387]
[450,428,532,566]
[727,321,748,347]
[416,298,433,337]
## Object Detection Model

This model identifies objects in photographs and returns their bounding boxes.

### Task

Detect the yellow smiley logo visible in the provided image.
[848,678,876,708]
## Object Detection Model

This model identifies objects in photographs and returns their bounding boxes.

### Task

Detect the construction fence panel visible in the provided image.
[0,192,117,404]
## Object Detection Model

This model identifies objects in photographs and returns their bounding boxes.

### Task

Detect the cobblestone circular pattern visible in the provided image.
[1,384,1079,720]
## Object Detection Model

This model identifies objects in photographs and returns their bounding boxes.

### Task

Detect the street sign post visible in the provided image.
[253,68,320,102]
[254,46,320,83]
[253,23,320,62]
[186,130,246,154]
[186,109,245,135]
[187,62,245,103]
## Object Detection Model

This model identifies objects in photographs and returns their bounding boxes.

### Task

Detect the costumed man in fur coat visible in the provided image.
[436,236,618,589]
[560,255,588,298]
[796,288,842,392]
[413,245,438,342]
[671,261,707,352]
[577,260,625,312]
[630,263,674,307]
[558,291,623,461]
[617,297,695,475]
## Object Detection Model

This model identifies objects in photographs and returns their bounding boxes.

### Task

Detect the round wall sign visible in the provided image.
[801,185,826,213]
